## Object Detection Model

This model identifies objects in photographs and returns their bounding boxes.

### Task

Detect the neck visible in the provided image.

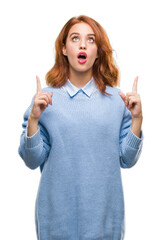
[69,68,93,88]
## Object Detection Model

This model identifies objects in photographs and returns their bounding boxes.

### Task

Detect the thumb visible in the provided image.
[118,92,126,102]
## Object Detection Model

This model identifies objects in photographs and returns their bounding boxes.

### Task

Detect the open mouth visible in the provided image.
[77,52,87,63]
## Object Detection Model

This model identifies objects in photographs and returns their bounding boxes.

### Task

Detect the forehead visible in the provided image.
[68,22,94,35]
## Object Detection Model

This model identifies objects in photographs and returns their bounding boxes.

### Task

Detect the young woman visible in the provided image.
[18,15,143,240]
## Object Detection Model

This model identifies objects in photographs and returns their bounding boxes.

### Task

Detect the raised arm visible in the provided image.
[28,75,53,137]
[18,76,53,171]
[118,76,143,138]
[118,76,144,168]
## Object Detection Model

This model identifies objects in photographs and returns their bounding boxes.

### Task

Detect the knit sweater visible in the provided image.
[18,77,143,240]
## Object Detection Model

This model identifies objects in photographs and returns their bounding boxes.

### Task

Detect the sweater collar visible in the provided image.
[63,77,98,98]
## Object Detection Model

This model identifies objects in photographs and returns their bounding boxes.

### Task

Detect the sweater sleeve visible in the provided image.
[18,96,51,171]
[119,106,144,168]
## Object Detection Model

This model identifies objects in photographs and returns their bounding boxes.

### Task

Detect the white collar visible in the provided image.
[63,77,98,98]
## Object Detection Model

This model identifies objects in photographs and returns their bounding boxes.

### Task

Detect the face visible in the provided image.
[62,22,98,76]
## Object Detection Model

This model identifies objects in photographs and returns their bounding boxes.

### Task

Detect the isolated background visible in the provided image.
[0,0,161,239]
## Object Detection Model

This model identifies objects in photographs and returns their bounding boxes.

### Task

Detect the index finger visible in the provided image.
[36,75,42,93]
[132,76,138,93]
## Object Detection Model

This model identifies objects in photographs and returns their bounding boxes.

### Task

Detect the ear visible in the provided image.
[62,44,67,56]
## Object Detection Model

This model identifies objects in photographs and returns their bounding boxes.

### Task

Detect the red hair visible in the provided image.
[45,15,120,96]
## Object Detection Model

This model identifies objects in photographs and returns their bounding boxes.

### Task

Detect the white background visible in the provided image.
[0,0,161,239]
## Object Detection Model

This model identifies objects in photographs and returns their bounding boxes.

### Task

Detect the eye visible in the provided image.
[72,36,79,42]
[88,37,95,43]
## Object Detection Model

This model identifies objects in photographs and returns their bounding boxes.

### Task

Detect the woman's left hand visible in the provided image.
[118,76,143,119]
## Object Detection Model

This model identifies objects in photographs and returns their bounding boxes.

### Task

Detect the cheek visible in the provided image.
[66,44,77,58]
[89,46,98,58]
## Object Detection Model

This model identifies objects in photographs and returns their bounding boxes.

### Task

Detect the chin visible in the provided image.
[72,64,94,73]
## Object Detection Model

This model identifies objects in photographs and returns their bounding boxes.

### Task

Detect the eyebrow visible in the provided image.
[69,32,96,37]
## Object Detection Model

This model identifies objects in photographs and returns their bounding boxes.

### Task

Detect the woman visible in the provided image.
[18,15,143,240]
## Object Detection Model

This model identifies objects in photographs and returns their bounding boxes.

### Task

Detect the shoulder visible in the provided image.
[105,85,124,101]
[106,85,121,93]
[41,86,63,95]
[105,85,126,110]
[41,86,55,93]
[105,85,130,117]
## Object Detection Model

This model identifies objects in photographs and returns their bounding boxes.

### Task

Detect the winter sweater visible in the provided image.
[18,77,143,240]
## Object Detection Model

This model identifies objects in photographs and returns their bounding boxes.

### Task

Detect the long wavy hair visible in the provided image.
[45,15,120,96]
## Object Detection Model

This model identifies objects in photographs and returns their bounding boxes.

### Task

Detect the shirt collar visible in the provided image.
[63,77,98,98]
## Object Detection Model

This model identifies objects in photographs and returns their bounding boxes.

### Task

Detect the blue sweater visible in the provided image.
[18,77,143,240]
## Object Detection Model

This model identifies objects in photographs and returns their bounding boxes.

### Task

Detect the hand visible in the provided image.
[118,76,143,119]
[30,76,53,120]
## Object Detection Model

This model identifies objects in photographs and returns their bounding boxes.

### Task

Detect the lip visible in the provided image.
[77,52,87,64]
[77,52,87,58]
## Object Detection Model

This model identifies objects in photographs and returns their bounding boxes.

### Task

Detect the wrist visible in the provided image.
[131,114,143,138]
[27,115,39,137]
[131,117,143,128]
[132,114,143,122]
[28,115,39,125]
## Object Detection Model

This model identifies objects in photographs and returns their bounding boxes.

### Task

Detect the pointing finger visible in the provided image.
[36,75,42,94]
[132,76,138,93]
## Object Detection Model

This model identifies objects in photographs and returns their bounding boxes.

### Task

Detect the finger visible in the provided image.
[127,96,137,107]
[132,76,138,93]
[118,92,126,102]
[128,98,135,106]
[36,75,42,94]
[39,93,53,105]
[44,92,53,105]
[34,98,49,108]
[124,94,132,106]
[126,92,137,97]
[37,99,49,107]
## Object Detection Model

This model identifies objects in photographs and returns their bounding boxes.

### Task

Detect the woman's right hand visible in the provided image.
[29,75,53,121]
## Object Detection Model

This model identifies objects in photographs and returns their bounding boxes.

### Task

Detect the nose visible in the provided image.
[79,39,87,49]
